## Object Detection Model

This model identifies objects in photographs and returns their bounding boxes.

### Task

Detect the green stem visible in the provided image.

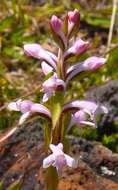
[46,166,59,190]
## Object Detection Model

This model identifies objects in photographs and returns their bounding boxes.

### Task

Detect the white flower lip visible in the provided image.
[43,143,76,174]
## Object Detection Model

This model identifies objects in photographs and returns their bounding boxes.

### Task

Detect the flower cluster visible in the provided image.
[8,9,108,177]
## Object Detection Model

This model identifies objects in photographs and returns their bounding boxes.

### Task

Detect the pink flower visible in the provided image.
[41,62,65,102]
[8,99,51,125]
[68,109,96,133]
[82,56,106,70]
[64,38,89,58]
[63,100,108,115]
[66,56,106,84]
[43,143,77,175]
[63,100,108,130]
[24,43,57,70]
[42,74,65,102]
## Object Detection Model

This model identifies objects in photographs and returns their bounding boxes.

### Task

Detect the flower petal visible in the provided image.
[8,102,20,111]
[63,100,97,113]
[42,92,53,102]
[31,103,51,118]
[41,61,53,75]
[19,100,33,113]
[64,154,77,168]
[79,121,95,127]
[55,154,66,175]
[57,143,63,150]
[8,99,22,111]
[43,154,55,168]
[49,144,63,155]
[19,111,31,125]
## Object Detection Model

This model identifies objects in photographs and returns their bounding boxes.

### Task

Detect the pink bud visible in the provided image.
[64,38,89,58]
[68,9,80,23]
[51,15,62,34]
[68,9,80,38]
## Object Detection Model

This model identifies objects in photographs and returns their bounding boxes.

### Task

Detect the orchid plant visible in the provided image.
[8,9,108,190]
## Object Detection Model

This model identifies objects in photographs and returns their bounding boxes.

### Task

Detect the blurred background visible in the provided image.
[0,0,118,152]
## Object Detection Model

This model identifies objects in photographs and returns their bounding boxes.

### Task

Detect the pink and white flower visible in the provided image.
[63,100,108,130]
[43,143,77,175]
[66,56,106,84]
[41,62,65,102]
[64,38,89,59]
[24,43,57,70]
[68,109,96,133]
[8,99,51,125]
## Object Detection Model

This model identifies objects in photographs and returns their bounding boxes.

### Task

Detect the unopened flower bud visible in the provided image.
[51,15,62,34]
[64,38,89,59]
[68,9,80,23]
[68,9,80,38]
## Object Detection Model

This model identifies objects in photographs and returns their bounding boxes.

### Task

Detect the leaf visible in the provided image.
[50,24,65,51]
[0,16,13,32]
[7,179,22,190]
[51,92,64,129]
[46,166,59,190]
[44,122,51,149]
[0,180,4,190]
[44,71,54,81]
[63,15,68,36]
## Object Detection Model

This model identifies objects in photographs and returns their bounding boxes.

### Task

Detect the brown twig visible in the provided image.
[107,0,118,54]
[102,43,118,57]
